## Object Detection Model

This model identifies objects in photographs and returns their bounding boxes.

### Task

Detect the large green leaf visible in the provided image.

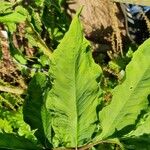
[23,73,52,148]
[97,39,150,140]
[46,12,102,147]
[0,133,40,150]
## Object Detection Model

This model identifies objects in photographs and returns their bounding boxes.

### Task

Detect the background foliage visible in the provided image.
[0,0,150,150]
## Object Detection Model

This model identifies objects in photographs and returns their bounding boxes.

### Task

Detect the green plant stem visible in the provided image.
[53,139,123,150]
[26,19,53,59]
[0,85,25,95]
[78,140,123,150]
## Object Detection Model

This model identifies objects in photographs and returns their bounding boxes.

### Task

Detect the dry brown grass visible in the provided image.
[67,0,126,57]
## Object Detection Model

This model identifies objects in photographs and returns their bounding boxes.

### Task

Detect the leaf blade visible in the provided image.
[46,12,102,147]
[98,39,150,140]
[23,73,52,148]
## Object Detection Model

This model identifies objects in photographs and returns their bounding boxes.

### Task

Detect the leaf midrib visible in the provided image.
[73,45,81,147]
